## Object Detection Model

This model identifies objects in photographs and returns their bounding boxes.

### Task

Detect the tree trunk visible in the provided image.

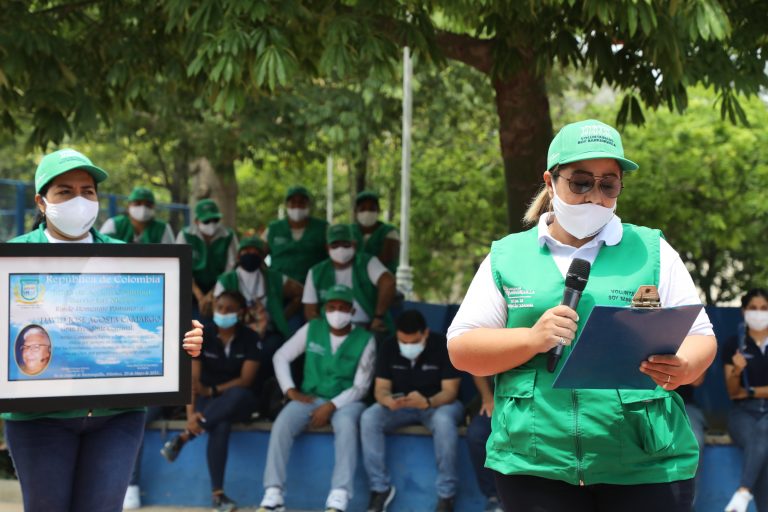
[354,137,369,195]
[493,70,552,233]
[189,157,238,231]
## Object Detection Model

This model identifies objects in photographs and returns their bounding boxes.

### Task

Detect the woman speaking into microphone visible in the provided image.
[447,120,716,511]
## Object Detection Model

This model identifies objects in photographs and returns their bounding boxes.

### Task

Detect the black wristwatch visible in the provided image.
[748,387,756,398]
[210,384,219,397]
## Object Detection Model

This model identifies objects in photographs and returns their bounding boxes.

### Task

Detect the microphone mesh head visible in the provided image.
[565,258,591,291]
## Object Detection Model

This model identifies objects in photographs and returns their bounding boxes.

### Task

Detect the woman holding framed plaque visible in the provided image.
[1,148,204,512]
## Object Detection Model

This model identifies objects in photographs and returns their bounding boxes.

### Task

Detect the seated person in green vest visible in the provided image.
[303,224,396,335]
[256,284,375,512]
[99,186,175,243]
[263,185,329,284]
[176,198,238,318]
[352,190,400,274]
[213,235,303,392]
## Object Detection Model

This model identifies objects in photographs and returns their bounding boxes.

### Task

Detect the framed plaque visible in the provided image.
[0,243,192,412]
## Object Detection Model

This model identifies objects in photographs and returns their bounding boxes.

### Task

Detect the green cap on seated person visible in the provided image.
[547,119,638,172]
[128,186,155,203]
[327,224,354,244]
[195,199,222,222]
[285,185,311,201]
[325,284,354,304]
[239,236,268,253]
[35,149,108,193]
[355,190,379,204]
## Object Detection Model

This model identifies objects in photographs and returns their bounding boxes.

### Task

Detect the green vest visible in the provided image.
[3,223,142,421]
[486,224,698,486]
[217,268,292,338]
[182,227,234,293]
[267,217,328,283]
[352,222,398,273]
[311,254,379,318]
[301,319,370,399]
[110,214,168,244]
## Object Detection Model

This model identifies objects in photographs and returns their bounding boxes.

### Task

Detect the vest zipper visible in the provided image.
[571,390,585,486]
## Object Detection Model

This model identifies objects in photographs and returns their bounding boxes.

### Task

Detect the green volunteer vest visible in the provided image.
[267,217,328,283]
[486,224,698,486]
[301,319,370,399]
[110,214,168,244]
[182,227,234,293]
[311,253,378,318]
[3,223,143,421]
[217,267,292,338]
[352,222,399,273]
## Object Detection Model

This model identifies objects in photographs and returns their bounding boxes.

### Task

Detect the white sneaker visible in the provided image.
[325,488,349,511]
[725,489,753,512]
[257,486,285,512]
[122,484,141,510]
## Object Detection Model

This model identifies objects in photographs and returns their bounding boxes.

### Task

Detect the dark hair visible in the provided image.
[32,179,99,230]
[741,288,768,309]
[216,290,247,310]
[395,309,427,334]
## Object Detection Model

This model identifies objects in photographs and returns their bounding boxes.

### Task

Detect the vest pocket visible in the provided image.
[618,389,674,459]
[492,368,536,457]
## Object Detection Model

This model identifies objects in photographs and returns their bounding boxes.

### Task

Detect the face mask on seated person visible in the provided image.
[745,311,768,331]
[286,208,309,222]
[213,312,238,329]
[198,221,219,236]
[552,187,615,240]
[356,211,378,227]
[399,340,425,361]
[326,310,352,330]
[43,197,99,238]
[128,205,155,222]
[239,253,262,272]
[329,247,355,264]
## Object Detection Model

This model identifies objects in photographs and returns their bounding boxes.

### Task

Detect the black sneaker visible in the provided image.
[212,493,237,512]
[435,496,455,512]
[160,435,184,462]
[367,486,396,512]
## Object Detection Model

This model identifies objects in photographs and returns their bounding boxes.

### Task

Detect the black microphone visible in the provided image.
[547,258,591,373]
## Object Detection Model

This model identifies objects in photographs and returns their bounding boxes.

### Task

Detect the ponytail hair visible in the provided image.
[523,185,551,226]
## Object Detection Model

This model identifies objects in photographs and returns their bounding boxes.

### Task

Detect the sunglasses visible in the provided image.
[553,169,623,199]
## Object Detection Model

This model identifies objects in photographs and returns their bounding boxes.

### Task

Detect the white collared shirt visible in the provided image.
[447,214,714,340]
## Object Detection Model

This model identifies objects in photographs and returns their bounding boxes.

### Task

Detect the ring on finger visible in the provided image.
[666,374,671,384]
[557,337,566,346]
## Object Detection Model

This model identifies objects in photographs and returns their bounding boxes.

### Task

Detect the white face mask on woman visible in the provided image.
[128,205,155,222]
[329,246,355,265]
[286,207,309,222]
[43,197,99,238]
[552,186,616,240]
[356,211,378,227]
[745,311,768,331]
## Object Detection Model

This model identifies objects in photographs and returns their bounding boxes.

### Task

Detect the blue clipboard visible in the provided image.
[552,304,704,390]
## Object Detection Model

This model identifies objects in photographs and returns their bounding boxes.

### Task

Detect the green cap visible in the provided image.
[355,190,380,205]
[327,224,354,244]
[285,185,311,201]
[547,119,638,172]
[128,186,155,203]
[238,236,268,253]
[195,199,222,222]
[325,284,354,304]
[35,149,108,193]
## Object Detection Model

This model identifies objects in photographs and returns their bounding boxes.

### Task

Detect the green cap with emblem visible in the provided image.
[238,236,268,253]
[128,186,155,203]
[194,199,222,222]
[547,119,638,172]
[35,149,108,193]
[325,284,354,304]
[285,185,311,201]
[355,190,380,205]
[327,224,354,244]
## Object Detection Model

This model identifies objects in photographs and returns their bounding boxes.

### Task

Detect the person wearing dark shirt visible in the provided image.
[160,291,261,512]
[361,310,464,512]
[723,288,768,512]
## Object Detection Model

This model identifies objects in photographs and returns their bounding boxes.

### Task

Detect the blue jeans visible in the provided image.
[728,399,768,510]
[196,387,259,491]
[360,401,465,498]
[684,403,706,502]
[4,411,145,512]
[467,411,498,499]
[263,399,366,494]
[129,406,165,486]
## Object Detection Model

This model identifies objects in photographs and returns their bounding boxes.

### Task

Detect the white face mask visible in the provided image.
[43,197,99,238]
[198,221,218,236]
[399,340,426,360]
[552,186,615,240]
[286,207,309,222]
[745,311,768,331]
[329,246,355,264]
[326,310,352,330]
[128,205,155,222]
[356,211,379,228]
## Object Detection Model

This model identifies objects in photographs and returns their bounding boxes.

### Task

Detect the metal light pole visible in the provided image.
[326,155,334,223]
[396,46,414,299]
